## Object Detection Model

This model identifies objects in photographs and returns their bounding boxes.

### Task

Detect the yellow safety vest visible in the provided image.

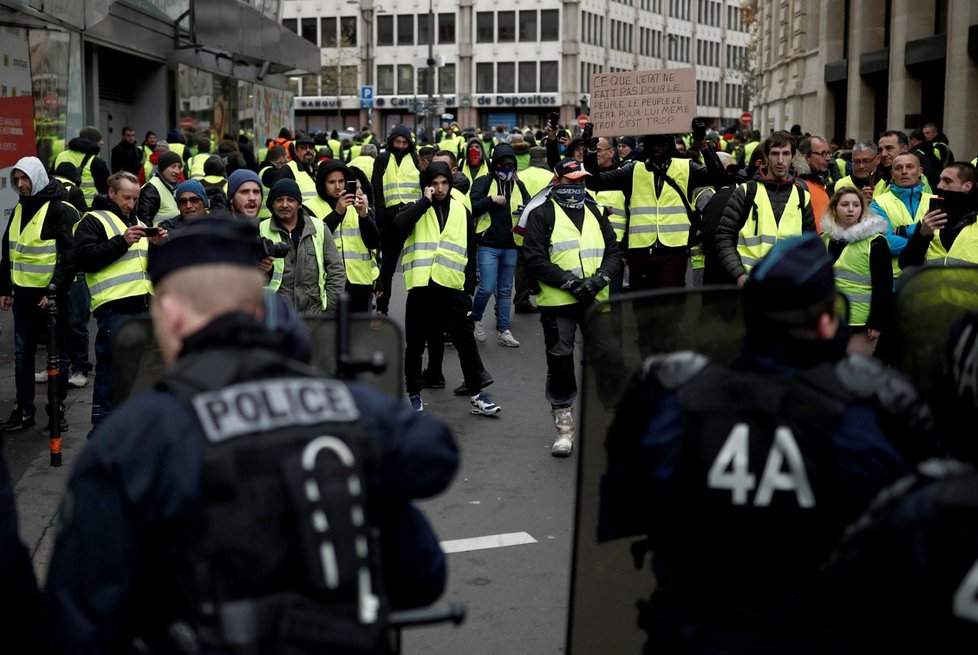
[462,162,489,186]
[142,145,154,181]
[348,155,375,181]
[873,189,934,279]
[328,139,342,158]
[188,153,210,180]
[823,234,881,327]
[519,167,555,199]
[924,222,978,267]
[54,150,97,203]
[287,161,318,204]
[536,203,609,307]
[201,175,228,196]
[168,143,186,163]
[76,210,153,310]
[595,189,627,243]
[381,155,422,207]
[9,202,57,288]
[737,182,807,272]
[257,165,274,219]
[259,217,328,310]
[334,205,379,285]
[476,182,527,234]
[145,175,180,225]
[401,199,468,291]
[451,188,472,213]
[628,159,692,248]
[347,144,363,161]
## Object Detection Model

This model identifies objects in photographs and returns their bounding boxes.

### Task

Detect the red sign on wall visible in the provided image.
[0,96,38,169]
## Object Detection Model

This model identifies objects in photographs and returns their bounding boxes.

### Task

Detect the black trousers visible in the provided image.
[376,204,407,314]
[404,285,485,396]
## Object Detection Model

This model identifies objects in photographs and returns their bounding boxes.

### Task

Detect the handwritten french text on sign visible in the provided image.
[589,68,696,137]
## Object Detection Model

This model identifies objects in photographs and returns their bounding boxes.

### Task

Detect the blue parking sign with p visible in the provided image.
[361,85,374,100]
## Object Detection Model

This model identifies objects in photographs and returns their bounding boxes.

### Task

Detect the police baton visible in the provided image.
[45,284,62,467]
[335,292,386,380]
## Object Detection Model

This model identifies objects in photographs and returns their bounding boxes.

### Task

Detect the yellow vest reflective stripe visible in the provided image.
[874,189,934,278]
[476,182,526,234]
[334,205,379,285]
[54,150,96,201]
[595,189,627,243]
[259,217,328,310]
[737,183,807,272]
[10,202,57,288]
[924,222,978,267]
[287,161,319,203]
[402,200,468,291]
[79,210,153,310]
[382,156,422,207]
[146,175,180,225]
[823,233,879,326]
[628,159,691,248]
[537,203,609,307]
[188,153,210,179]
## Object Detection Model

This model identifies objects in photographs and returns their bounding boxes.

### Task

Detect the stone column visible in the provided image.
[887,0,934,130]
[846,0,886,139]
[943,2,978,151]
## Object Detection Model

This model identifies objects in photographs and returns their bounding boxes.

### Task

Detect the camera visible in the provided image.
[259,237,290,258]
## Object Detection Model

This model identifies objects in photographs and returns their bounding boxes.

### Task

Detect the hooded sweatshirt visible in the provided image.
[461,137,489,184]
[370,124,419,229]
[0,157,77,297]
[63,137,110,195]
[312,159,380,249]
[469,144,528,249]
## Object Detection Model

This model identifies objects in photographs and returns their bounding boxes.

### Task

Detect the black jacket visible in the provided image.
[522,196,622,302]
[136,173,177,224]
[0,180,78,297]
[470,144,527,249]
[393,193,477,294]
[370,125,419,231]
[715,170,816,280]
[110,140,143,176]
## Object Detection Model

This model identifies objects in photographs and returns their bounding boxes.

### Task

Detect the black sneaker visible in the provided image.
[422,369,446,389]
[453,369,495,396]
[3,406,36,432]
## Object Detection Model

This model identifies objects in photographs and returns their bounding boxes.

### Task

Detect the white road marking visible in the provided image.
[440,531,538,554]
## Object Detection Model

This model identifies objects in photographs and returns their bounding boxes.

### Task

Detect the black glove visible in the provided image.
[587,272,611,290]
[582,122,595,148]
[572,278,601,304]
[691,117,707,142]
[559,276,582,291]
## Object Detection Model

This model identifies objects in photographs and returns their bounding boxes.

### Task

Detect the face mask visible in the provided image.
[938,188,977,221]
[552,183,586,208]
[467,149,482,167]
[495,165,515,181]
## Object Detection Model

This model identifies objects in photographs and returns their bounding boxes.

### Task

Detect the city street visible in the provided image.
[1,282,578,655]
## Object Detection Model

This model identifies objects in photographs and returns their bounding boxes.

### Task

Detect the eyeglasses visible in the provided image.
[177,196,203,205]
[810,151,833,158]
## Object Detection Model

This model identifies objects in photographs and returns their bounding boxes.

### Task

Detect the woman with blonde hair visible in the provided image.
[821,187,892,354]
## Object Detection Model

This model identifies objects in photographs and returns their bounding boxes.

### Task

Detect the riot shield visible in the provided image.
[568,286,744,655]
[890,266,978,398]
[112,314,403,406]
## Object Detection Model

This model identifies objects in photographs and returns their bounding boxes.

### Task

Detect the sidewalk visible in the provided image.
[0,308,91,584]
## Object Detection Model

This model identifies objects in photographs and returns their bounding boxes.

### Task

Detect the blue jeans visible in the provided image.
[66,275,92,375]
[12,294,68,415]
[90,305,132,433]
[472,246,518,333]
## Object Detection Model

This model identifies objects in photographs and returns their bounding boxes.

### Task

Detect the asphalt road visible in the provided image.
[1,280,578,654]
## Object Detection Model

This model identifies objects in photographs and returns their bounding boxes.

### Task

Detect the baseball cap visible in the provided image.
[553,158,591,180]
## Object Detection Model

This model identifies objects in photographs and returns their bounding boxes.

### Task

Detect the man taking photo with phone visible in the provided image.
[899,162,978,268]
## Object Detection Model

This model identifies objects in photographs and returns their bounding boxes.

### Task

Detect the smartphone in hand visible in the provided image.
[929,197,946,215]
[345,180,358,197]
[143,226,160,237]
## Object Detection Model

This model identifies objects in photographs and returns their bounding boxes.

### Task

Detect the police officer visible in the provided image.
[304,160,380,313]
[74,171,166,437]
[599,234,932,653]
[44,216,459,654]
[522,158,622,457]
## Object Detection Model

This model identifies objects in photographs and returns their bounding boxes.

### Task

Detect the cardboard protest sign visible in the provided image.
[589,68,696,137]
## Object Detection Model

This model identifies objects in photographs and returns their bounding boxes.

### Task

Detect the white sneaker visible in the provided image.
[68,372,89,388]
[551,407,575,457]
[497,330,520,347]
[551,434,573,457]
[34,370,48,383]
[470,393,501,416]
[473,320,487,342]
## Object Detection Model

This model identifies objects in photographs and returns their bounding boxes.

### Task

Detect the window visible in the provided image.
[321,17,336,47]
[377,15,393,46]
[520,10,537,41]
[497,62,515,93]
[288,76,300,96]
[418,13,430,44]
[417,68,432,95]
[519,61,536,92]
[340,16,356,47]
[397,14,414,45]
[438,13,455,43]
[397,64,413,95]
[439,63,456,94]
[540,61,558,92]
[340,66,357,94]
[377,65,394,95]
[302,74,318,96]
[476,62,494,93]
[498,11,515,42]
[282,18,297,33]
[301,18,317,44]
[477,12,494,43]
[540,10,558,40]
[321,67,337,95]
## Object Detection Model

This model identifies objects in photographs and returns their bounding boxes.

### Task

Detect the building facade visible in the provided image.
[283,0,751,138]
[752,0,978,153]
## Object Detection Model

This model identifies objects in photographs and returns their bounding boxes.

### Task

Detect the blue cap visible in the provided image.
[173,180,209,208]
[227,169,262,201]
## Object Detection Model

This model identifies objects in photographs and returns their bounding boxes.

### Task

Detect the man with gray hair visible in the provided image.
[835,140,880,201]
